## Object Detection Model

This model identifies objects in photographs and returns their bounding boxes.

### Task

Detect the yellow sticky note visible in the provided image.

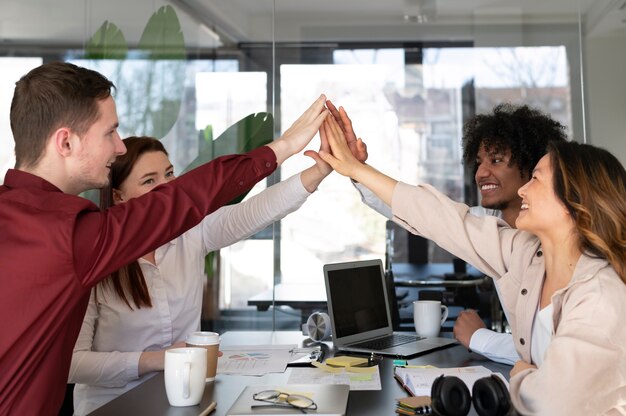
[311,361,343,373]
[325,356,368,367]
[349,373,374,381]
[345,365,377,374]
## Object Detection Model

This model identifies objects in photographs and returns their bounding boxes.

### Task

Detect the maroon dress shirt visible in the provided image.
[0,146,276,415]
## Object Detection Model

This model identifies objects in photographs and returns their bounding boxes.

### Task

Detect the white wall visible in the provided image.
[584,33,626,166]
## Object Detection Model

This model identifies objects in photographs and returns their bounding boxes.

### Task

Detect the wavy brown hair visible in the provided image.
[549,141,626,283]
[97,136,169,309]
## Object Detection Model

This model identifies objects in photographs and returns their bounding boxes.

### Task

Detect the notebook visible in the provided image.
[226,384,349,415]
[323,259,457,358]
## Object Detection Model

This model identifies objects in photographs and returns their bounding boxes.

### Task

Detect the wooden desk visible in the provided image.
[88,331,511,416]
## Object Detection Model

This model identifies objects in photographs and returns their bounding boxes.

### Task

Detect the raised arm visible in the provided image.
[200,173,314,251]
[198,123,333,251]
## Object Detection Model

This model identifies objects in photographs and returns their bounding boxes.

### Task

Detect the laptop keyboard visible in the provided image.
[350,333,424,350]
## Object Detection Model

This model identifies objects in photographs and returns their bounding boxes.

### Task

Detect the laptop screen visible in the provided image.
[324,260,390,339]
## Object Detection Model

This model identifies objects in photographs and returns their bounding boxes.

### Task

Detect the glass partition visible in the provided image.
[1,0,625,333]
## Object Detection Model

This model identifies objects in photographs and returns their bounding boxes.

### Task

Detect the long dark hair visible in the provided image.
[549,141,626,283]
[98,136,169,309]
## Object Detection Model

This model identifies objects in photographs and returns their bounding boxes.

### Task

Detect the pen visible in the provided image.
[198,401,217,416]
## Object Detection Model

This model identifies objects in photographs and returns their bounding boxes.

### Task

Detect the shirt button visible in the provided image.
[521,288,527,295]
[239,181,244,186]
[537,251,543,257]
[520,338,525,345]
[266,162,271,168]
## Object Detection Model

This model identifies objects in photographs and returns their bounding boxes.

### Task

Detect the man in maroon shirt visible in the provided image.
[0,61,328,415]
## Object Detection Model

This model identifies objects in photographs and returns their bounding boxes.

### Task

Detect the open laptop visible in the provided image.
[323,259,457,358]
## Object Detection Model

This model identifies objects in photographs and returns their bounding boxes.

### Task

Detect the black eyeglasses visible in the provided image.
[252,390,318,414]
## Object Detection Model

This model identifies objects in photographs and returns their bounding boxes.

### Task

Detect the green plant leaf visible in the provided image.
[85,21,128,60]
[183,112,274,204]
[138,5,186,60]
[131,5,186,138]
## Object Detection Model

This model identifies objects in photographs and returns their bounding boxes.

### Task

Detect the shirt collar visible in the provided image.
[3,169,63,193]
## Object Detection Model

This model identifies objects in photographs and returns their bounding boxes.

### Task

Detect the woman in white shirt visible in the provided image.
[70,136,331,415]
[319,114,626,415]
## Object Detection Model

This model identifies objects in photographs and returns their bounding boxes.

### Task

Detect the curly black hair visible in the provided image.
[462,104,567,179]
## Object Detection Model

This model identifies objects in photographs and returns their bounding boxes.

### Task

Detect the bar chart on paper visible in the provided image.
[217,344,297,375]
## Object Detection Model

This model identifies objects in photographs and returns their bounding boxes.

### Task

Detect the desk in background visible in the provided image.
[88,331,511,416]
[246,263,494,327]
[246,283,327,323]
[246,263,483,312]
[392,262,485,287]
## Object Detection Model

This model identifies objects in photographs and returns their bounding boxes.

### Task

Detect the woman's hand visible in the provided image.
[326,100,368,163]
[138,341,186,376]
[318,113,363,178]
[511,360,537,378]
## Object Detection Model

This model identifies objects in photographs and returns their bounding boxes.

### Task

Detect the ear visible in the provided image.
[52,128,75,157]
[112,189,124,205]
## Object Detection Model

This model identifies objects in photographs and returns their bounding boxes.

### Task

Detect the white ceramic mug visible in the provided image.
[185,331,220,382]
[413,300,449,337]
[164,347,207,407]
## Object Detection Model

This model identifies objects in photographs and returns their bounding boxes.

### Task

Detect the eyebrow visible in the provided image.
[138,165,174,180]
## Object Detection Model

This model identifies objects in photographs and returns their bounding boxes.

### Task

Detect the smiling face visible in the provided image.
[113,150,175,203]
[515,154,570,234]
[475,144,529,215]
[69,96,125,193]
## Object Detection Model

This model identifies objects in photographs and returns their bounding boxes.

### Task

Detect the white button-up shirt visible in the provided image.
[70,173,311,415]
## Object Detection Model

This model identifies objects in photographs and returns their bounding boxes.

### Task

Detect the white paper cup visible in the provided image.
[186,331,220,381]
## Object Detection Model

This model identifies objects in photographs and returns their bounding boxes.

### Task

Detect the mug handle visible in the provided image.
[440,305,449,326]
[182,362,191,399]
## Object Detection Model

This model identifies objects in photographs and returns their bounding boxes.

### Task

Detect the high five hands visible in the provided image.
[318,99,397,206]
[325,100,368,163]
[318,102,367,179]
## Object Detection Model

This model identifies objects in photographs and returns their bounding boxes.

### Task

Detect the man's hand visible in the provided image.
[453,309,486,348]
[268,95,329,165]
[511,360,536,378]
[326,100,368,163]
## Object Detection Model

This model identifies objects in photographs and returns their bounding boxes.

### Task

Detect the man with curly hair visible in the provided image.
[328,101,567,365]
[452,103,567,364]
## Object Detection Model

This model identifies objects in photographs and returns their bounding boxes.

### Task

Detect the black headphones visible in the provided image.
[430,374,517,416]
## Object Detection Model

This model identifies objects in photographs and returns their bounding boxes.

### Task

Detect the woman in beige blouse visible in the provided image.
[319,114,626,415]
